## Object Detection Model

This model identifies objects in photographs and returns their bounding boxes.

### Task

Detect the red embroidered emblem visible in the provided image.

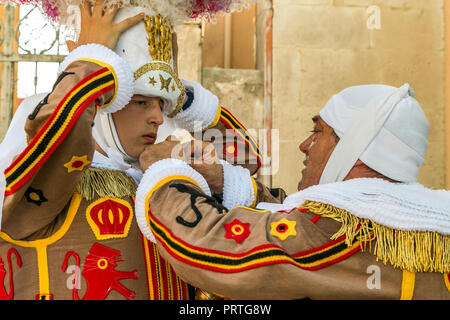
[0,248,22,300]
[86,197,134,240]
[224,219,251,244]
[61,242,138,300]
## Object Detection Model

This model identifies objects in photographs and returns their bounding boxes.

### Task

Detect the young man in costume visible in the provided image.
[0,0,260,300]
[136,83,450,299]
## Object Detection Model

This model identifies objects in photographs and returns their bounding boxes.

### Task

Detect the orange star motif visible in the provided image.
[270,218,296,241]
[64,155,91,173]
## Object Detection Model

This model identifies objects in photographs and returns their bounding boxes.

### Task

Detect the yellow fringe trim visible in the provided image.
[300,201,450,274]
[76,168,137,201]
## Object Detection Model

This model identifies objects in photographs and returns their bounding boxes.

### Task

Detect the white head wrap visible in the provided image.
[318,83,429,183]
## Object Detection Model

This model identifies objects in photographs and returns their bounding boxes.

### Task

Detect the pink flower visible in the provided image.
[41,0,60,21]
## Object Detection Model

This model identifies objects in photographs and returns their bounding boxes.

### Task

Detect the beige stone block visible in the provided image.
[274,0,333,6]
[333,0,375,7]
[271,140,305,194]
[202,67,265,130]
[176,23,202,82]
[273,5,370,49]
[370,7,444,51]
[334,0,443,9]
[298,48,382,108]
[272,47,302,109]
[401,0,444,9]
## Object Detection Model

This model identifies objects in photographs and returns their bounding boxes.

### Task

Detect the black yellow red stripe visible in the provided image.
[148,209,365,273]
[141,234,191,300]
[4,67,114,195]
[219,106,262,171]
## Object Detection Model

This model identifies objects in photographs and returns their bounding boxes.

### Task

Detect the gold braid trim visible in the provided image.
[76,168,137,201]
[300,200,450,274]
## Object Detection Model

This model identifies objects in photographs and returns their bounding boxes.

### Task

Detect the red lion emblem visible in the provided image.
[0,248,22,300]
[61,242,137,300]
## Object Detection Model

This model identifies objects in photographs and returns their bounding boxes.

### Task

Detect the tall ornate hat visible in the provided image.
[10,0,255,116]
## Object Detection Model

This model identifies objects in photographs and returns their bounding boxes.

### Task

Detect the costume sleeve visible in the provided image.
[135,159,389,300]
[173,80,261,176]
[1,44,133,240]
[254,181,287,204]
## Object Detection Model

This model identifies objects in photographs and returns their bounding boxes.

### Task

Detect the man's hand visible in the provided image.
[186,140,224,194]
[139,135,181,171]
[66,0,145,52]
[139,137,224,194]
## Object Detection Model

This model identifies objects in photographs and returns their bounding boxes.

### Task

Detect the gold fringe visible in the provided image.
[145,14,174,64]
[300,200,450,274]
[76,168,137,201]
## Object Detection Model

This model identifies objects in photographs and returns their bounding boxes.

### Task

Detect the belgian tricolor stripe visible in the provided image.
[4,67,115,195]
[148,210,365,274]
[219,107,262,171]
[141,235,191,300]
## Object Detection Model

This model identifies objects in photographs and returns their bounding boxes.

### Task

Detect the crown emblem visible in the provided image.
[86,198,134,240]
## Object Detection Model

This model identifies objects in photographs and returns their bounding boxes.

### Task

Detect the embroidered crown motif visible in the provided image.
[86,197,134,240]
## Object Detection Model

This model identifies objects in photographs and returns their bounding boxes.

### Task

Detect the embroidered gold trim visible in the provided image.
[300,200,450,273]
[133,62,185,118]
[400,270,415,300]
[76,168,137,200]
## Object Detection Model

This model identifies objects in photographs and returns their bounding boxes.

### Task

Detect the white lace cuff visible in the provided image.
[173,79,220,132]
[135,158,211,242]
[58,43,133,114]
[221,160,256,210]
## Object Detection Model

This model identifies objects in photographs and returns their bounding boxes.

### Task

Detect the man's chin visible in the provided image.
[297,178,317,191]
[297,180,304,191]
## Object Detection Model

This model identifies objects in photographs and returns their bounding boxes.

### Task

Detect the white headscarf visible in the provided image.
[319,83,428,183]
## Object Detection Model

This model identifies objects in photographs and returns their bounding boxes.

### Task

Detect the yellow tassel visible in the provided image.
[300,201,450,273]
[76,168,137,201]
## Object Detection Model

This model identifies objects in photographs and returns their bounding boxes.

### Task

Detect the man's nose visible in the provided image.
[299,136,311,154]
[147,105,164,126]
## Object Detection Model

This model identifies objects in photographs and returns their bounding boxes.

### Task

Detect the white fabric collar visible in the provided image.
[91,150,143,184]
[257,178,450,235]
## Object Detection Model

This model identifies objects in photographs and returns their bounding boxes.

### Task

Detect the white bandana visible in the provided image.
[319,83,428,183]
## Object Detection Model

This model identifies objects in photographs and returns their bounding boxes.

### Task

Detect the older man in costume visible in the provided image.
[0,0,260,300]
[136,82,450,299]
